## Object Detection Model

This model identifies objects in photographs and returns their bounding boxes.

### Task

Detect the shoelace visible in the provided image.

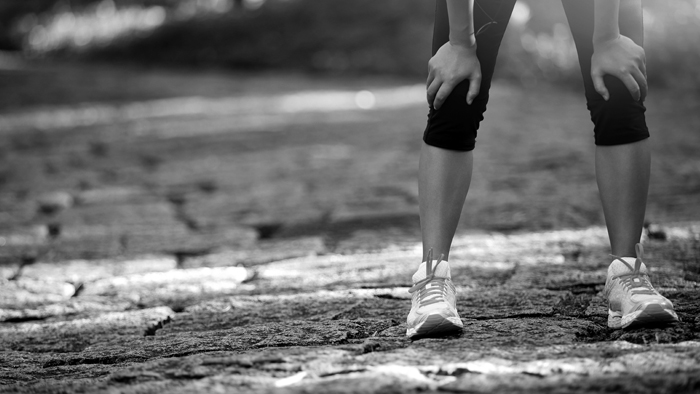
[408,249,450,307]
[609,243,657,296]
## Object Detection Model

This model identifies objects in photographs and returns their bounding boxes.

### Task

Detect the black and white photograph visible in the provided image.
[1,0,699,392]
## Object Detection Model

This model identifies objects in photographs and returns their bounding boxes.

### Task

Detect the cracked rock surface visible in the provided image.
[2,226,699,393]
[1,69,700,392]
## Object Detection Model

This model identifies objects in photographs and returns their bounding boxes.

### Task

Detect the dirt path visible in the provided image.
[1,64,699,392]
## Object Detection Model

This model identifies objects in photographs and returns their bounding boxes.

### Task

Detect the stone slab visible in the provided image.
[329,197,416,224]
[5,341,700,393]
[1,307,174,354]
[0,297,134,323]
[0,352,117,386]
[0,226,51,263]
[162,291,405,334]
[183,185,327,231]
[254,251,419,292]
[121,225,258,255]
[35,191,73,215]
[181,237,326,269]
[20,255,178,283]
[49,225,125,260]
[55,203,177,227]
[0,278,74,309]
[46,224,257,259]
[507,267,606,291]
[79,266,249,308]
[0,265,17,280]
[457,289,566,320]
[74,187,157,206]
[8,319,394,370]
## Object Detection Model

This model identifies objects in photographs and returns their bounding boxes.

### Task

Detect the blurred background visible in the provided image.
[2,0,700,86]
[0,0,699,259]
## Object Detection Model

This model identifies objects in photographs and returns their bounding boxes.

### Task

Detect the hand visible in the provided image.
[591,34,647,101]
[427,41,481,109]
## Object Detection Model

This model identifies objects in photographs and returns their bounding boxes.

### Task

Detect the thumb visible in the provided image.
[592,72,609,101]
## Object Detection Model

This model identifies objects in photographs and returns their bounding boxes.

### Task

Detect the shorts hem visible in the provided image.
[594,133,650,146]
[423,136,476,152]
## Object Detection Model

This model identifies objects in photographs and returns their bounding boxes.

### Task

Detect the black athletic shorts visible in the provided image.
[424,0,650,151]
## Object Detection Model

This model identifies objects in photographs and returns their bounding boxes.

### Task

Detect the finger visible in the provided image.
[466,74,481,105]
[619,73,641,102]
[631,67,648,101]
[433,82,456,110]
[637,49,647,77]
[426,79,441,108]
[591,72,609,101]
[639,59,647,79]
[426,70,435,89]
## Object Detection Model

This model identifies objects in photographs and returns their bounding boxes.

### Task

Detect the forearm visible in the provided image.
[593,0,621,44]
[446,0,476,47]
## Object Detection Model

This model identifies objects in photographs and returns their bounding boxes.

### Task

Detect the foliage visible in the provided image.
[641,0,700,88]
[3,0,699,88]
[73,0,434,76]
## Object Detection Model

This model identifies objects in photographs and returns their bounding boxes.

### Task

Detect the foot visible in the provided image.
[604,243,679,329]
[406,249,463,339]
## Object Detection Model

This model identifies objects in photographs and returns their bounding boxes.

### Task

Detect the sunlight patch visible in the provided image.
[22,0,166,53]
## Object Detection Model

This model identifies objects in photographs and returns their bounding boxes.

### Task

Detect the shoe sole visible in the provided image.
[407,314,463,339]
[608,303,679,329]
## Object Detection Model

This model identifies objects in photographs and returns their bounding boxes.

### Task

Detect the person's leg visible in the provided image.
[407,0,516,339]
[563,0,678,328]
[419,145,472,261]
[562,0,649,256]
[596,1,649,257]
[596,139,649,257]
[420,0,516,262]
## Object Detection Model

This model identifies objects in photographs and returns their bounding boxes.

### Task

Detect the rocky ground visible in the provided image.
[1,63,699,393]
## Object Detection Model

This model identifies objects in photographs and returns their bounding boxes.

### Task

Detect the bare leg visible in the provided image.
[595,138,650,257]
[563,0,649,257]
[419,142,473,261]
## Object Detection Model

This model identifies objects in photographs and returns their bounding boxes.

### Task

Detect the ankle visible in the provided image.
[611,256,636,265]
[422,249,449,262]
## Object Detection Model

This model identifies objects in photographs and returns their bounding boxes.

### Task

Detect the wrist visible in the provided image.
[593,32,620,47]
[449,35,477,50]
[593,0,620,46]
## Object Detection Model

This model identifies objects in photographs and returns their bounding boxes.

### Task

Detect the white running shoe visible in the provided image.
[406,249,463,339]
[604,243,679,329]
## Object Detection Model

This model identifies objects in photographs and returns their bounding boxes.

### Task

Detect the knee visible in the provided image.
[587,76,649,146]
[423,80,487,152]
